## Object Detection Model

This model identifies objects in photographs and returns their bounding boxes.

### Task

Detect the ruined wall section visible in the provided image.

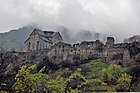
[103,47,130,64]
[47,38,140,64]
[48,40,104,63]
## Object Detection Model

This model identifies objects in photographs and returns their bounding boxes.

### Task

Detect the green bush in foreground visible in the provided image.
[13,61,132,93]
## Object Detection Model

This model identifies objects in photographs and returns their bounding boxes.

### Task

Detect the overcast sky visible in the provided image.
[0,0,140,42]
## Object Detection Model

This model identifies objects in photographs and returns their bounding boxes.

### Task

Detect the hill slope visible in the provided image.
[124,35,140,43]
[0,26,34,51]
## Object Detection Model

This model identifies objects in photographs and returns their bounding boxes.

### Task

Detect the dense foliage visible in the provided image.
[11,60,133,93]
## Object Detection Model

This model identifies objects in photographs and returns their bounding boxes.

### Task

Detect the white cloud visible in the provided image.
[0,0,140,42]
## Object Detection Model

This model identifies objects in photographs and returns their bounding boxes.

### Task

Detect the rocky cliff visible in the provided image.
[1,39,140,91]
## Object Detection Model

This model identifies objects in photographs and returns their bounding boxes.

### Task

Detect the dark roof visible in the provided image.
[43,31,55,37]
[24,29,63,43]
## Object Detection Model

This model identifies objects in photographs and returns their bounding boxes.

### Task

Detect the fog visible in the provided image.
[0,0,140,42]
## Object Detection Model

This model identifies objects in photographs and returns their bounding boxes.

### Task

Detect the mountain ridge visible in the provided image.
[0,26,107,51]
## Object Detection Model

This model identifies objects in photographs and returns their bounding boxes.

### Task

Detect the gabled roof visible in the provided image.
[43,31,63,40]
[24,29,63,43]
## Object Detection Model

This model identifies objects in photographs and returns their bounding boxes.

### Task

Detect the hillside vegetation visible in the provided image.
[1,59,139,93]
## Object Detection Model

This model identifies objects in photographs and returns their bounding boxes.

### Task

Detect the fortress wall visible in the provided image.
[47,38,140,64]
[103,48,130,64]
[48,41,104,63]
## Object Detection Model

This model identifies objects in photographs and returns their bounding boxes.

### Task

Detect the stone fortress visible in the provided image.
[1,29,140,91]
[24,29,140,64]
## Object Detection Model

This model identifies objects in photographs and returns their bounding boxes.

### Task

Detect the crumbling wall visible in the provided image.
[103,48,130,64]
[48,38,140,64]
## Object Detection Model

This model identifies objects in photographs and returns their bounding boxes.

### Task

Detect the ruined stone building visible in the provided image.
[48,36,140,65]
[24,29,140,65]
[24,29,63,51]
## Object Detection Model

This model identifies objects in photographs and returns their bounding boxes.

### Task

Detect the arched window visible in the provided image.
[62,46,64,52]
[37,41,39,50]
[28,42,31,50]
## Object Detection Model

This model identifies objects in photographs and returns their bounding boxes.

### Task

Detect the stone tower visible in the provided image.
[106,37,115,47]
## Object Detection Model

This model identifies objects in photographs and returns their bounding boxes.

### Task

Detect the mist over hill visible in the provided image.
[56,26,107,44]
[0,26,34,51]
[0,26,107,51]
[124,35,140,43]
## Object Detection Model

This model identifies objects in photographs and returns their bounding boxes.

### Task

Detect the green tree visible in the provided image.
[100,65,130,92]
[14,65,48,93]
[116,73,132,91]
[81,61,132,92]
[65,68,85,92]
[13,60,133,93]
[46,75,66,93]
